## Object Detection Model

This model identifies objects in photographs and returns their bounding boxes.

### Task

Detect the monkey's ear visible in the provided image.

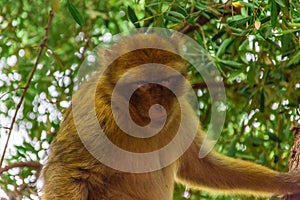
[97,48,113,69]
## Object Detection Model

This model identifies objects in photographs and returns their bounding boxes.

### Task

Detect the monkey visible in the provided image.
[42,33,300,200]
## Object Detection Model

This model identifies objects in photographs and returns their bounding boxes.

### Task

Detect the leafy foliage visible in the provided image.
[0,0,299,199]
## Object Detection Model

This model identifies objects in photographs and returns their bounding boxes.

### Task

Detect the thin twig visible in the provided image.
[0,91,10,100]
[192,81,231,89]
[0,10,54,168]
[80,36,91,62]
[0,161,42,176]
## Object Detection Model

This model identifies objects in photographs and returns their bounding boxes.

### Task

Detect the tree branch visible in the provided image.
[0,161,42,176]
[282,124,300,200]
[192,82,231,90]
[179,3,241,34]
[0,10,54,168]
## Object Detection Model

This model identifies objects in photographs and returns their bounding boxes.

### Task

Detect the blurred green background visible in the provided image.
[0,0,299,199]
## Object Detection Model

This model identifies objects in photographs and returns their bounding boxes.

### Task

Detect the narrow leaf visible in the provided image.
[67,0,85,26]
[228,16,252,27]
[248,136,263,145]
[274,0,286,7]
[259,89,266,113]
[281,33,292,54]
[258,152,267,165]
[239,1,257,8]
[127,6,140,28]
[271,0,278,28]
[168,11,185,20]
[216,38,233,58]
[164,14,182,23]
[267,132,282,143]
[24,141,36,153]
[286,51,300,67]
[218,59,243,69]
[172,5,188,16]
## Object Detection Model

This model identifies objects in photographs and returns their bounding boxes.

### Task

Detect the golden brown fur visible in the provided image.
[42,34,300,199]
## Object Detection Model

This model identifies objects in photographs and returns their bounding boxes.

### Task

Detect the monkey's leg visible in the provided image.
[42,163,89,200]
[176,141,300,195]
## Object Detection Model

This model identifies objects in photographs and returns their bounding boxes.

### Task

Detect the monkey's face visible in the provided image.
[128,74,183,127]
[108,49,187,130]
[93,36,195,152]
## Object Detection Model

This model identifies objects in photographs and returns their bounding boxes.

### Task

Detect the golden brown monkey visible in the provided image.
[42,34,300,200]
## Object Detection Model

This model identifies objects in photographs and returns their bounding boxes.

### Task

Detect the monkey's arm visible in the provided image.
[176,139,300,196]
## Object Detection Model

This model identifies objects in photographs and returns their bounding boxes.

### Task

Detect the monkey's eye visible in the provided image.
[128,80,148,89]
[160,78,170,85]
[136,81,147,87]
[159,75,182,87]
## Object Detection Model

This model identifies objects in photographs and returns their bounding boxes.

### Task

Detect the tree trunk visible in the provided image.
[282,124,300,200]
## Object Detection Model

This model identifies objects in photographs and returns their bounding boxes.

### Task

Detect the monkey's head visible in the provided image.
[99,34,188,135]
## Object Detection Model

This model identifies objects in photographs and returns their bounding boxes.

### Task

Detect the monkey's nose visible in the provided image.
[149,104,167,122]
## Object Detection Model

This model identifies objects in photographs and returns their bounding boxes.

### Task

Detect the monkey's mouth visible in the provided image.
[128,103,169,127]
[148,114,167,127]
[132,113,166,127]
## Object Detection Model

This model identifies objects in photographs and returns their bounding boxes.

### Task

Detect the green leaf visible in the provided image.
[274,0,286,7]
[127,6,140,28]
[282,28,300,34]
[24,141,37,153]
[186,13,199,25]
[271,0,278,28]
[216,38,233,58]
[145,1,160,8]
[267,132,282,143]
[247,136,263,146]
[239,1,257,9]
[195,2,207,10]
[172,5,188,17]
[164,14,182,23]
[228,16,252,27]
[20,168,34,177]
[16,151,27,159]
[218,59,243,70]
[227,71,245,83]
[281,33,292,55]
[238,37,249,52]
[259,89,266,113]
[234,29,252,37]
[261,16,271,24]
[227,136,239,157]
[16,145,27,152]
[194,31,204,47]
[247,65,256,87]
[293,18,300,23]
[168,11,185,20]
[67,0,85,26]
[287,50,300,67]
[258,152,267,165]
